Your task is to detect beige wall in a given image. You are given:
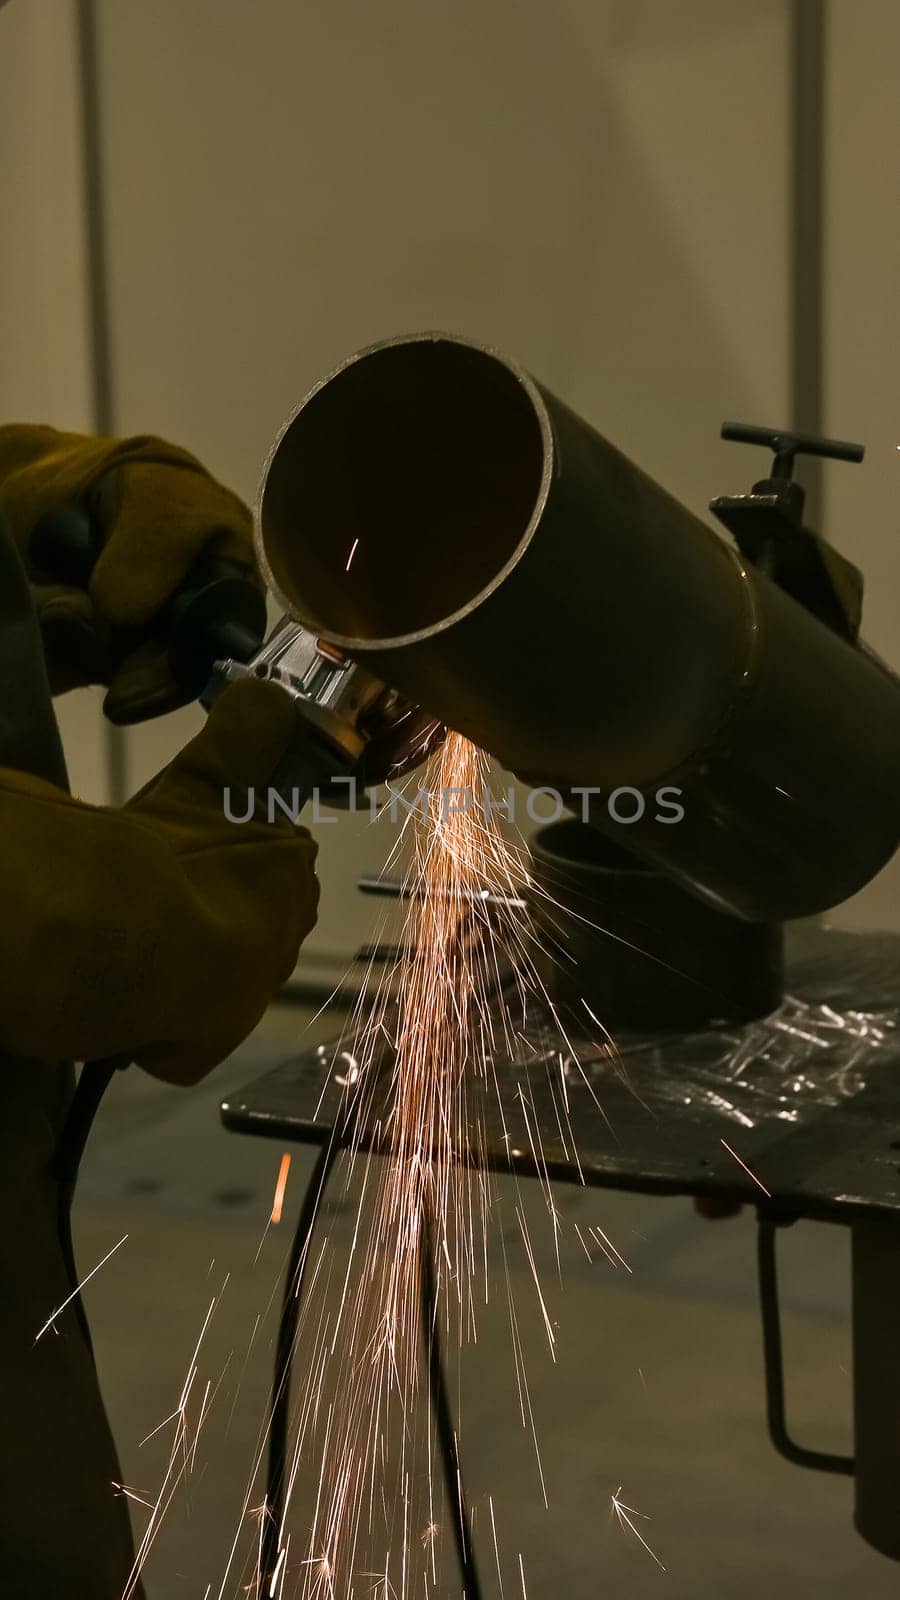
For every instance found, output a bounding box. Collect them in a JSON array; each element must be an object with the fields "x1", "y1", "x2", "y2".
[
  {"x1": 823, "y1": 0, "x2": 900, "y2": 931},
  {"x1": 15, "y1": 4, "x2": 893, "y2": 949},
  {"x1": 0, "y1": 0, "x2": 109, "y2": 801},
  {"x1": 91, "y1": 0, "x2": 791, "y2": 958}
]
